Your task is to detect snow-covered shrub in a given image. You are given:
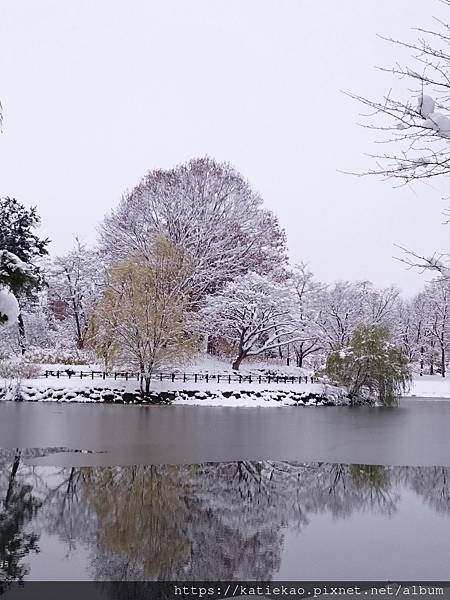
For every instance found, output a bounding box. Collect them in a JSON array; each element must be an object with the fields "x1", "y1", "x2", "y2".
[
  {"x1": 0, "y1": 358, "x2": 40, "y2": 400},
  {"x1": 24, "y1": 346, "x2": 93, "y2": 365},
  {"x1": 0, "y1": 359, "x2": 40, "y2": 379}
]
